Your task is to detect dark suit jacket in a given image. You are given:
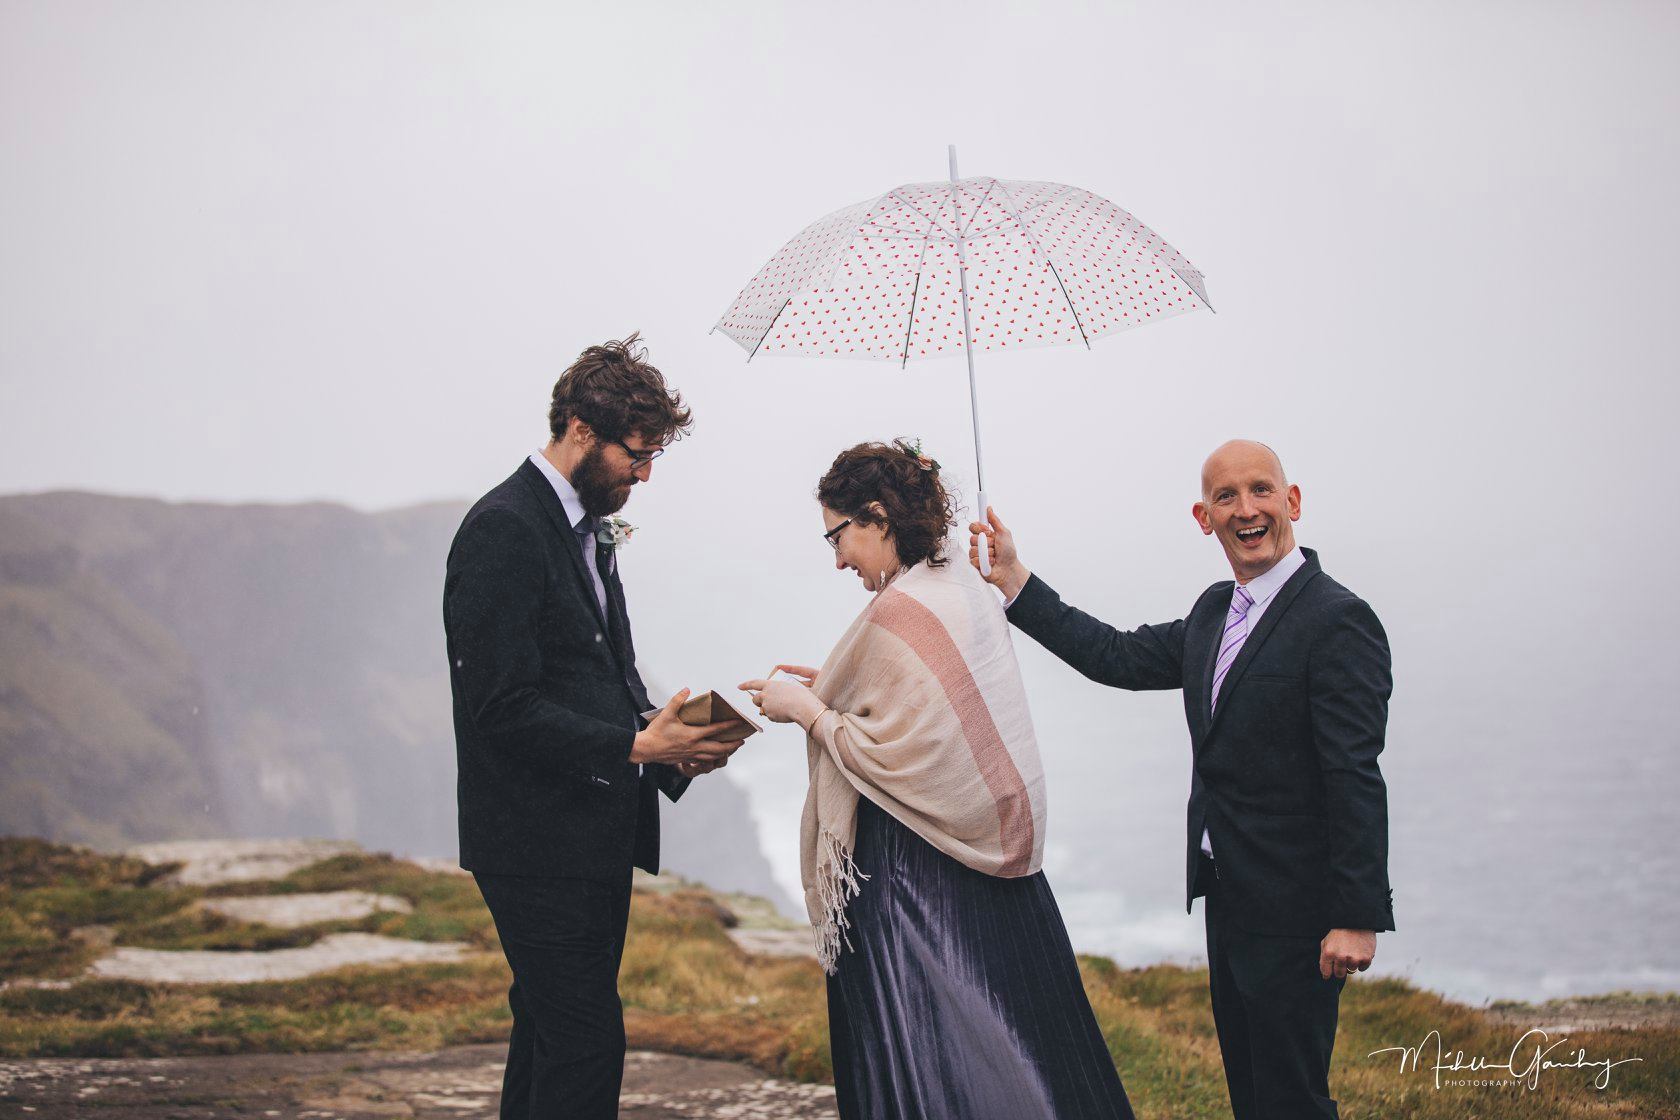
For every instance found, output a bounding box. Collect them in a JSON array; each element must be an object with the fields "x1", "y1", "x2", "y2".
[
  {"x1": 1007, "y1": 547, "x2": 1395, "y2": 937},
  {"x1": 444, "y1": 458, "x2": 687, "y2": 881}
]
